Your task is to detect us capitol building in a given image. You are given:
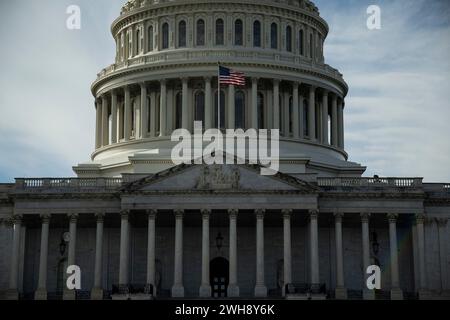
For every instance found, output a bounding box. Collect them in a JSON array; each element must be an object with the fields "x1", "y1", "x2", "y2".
[{"x1": 0, "y1": 0, "x2": 449, "y2": 301}]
